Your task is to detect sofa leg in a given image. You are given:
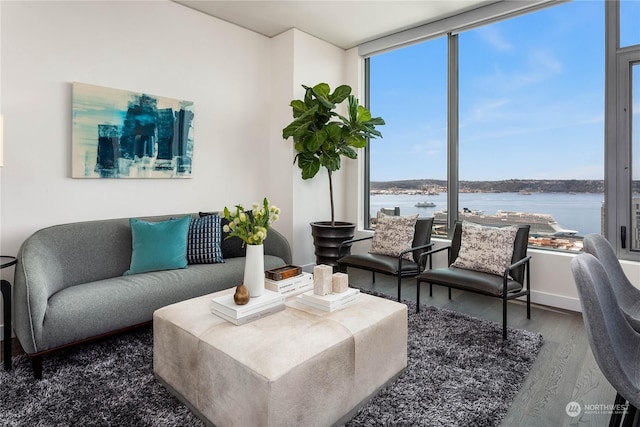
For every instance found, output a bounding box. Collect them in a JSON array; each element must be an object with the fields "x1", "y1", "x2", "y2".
[{"x1": 31, "y1": 355, "x2": 43, "y2": 380}]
